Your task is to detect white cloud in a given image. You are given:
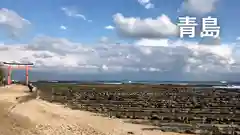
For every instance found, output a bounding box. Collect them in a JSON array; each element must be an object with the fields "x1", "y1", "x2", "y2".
[
  {"x1": 237, "y1": 37, "x2": 240, "y2": 40},
  {"x1": 137, "y1": 0, "x2": 154, "y2": 9},
  {"x1": 113, "y1": 13, "x2": 178, "y2": 39},
  {"x1": 99, "y1": 36, "x2": 110, "y2": 43},
  {"x1": 105, "y1": 25, "x2": 115, "y2": 30},
  {"x1": 1, "y1": 36, "x2": 240, "y2": 80},
  {"x1": 61, "y1": 7, "x2": 92, "y2": 22},
  {"x1": 0, "y1": 8, "x2": 31, "y2": 38},
  {"x1": 135, "y1": 38, "x2": 169, "y2": 47},
  {"x1": 198, "y1": 37, "x2": 221, "y2": 45},
  {"x1": 60, "y1": 25, "x2": 67, "y2": 30},
  {"x1": 180, "y1": 0, "x2": 219, "y2": 15}
]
